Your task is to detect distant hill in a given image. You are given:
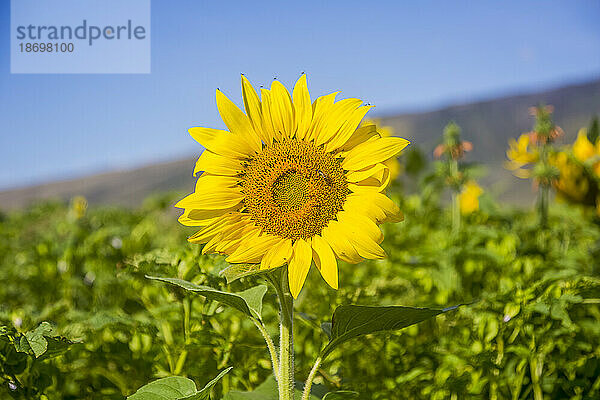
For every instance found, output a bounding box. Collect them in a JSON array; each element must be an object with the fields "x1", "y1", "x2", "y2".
[
  {"x1": 382, "y1": 78, "x2": 600, "y2": 204},
  {"x1": 1, "y1": 78, "x2": 599, "y2": 210}
]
